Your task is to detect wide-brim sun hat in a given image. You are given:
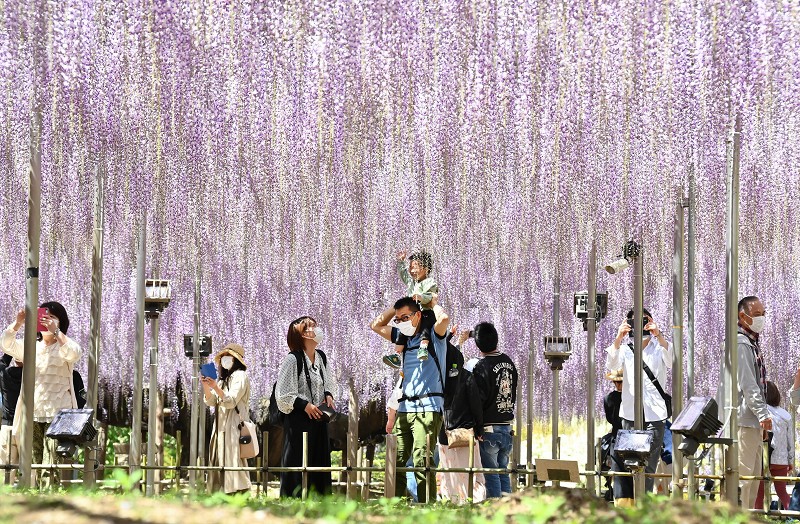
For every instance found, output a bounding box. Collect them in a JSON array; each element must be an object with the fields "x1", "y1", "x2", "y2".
[
  {"x1": 214, "y1": 343, "x2": 246, "y2": 368},
  {"x1": 605, "y1": 368, "x2": 623, "y2": 382}
]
